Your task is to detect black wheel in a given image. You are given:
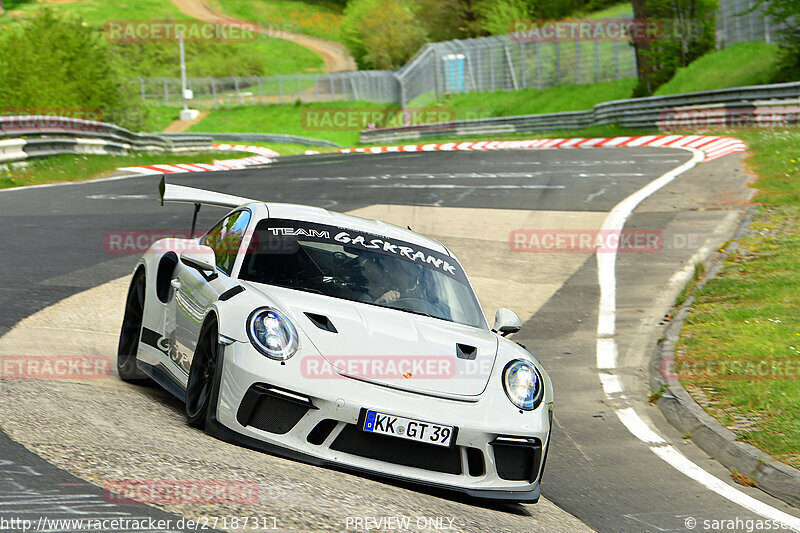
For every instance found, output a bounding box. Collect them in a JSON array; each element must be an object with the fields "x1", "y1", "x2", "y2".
[
  {"x1": 117, "y1": 269, "x2": 150, "y2": 383},
  {"x1": 186, "y1": 318, "x2": 220, "y2": 429}
]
